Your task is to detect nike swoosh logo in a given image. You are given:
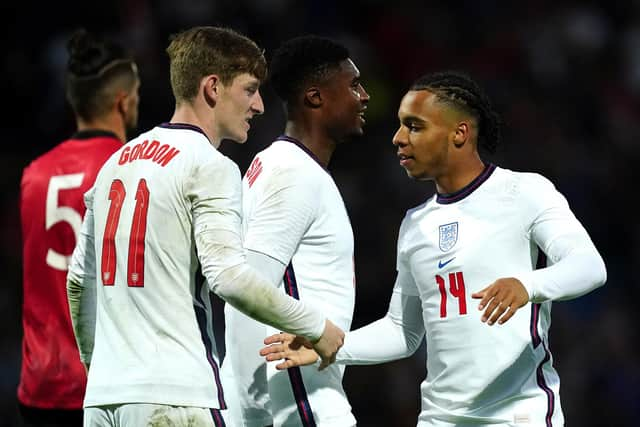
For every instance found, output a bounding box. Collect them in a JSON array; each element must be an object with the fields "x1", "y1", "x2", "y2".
[{"x1": 438, "y1": 258, "x2": 455, "y2": 269}]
